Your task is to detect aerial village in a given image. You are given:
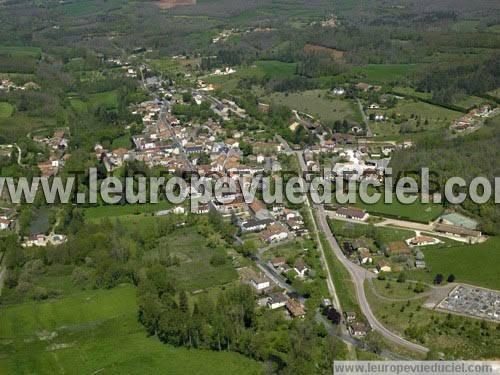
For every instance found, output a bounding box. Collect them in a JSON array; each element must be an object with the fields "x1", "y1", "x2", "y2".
[{"x1": 1, "y1": 53, "x2": 497, "y2": 332}]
